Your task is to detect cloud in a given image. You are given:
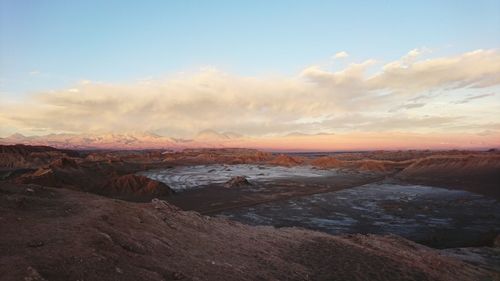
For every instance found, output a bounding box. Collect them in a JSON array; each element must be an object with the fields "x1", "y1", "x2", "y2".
[
  {"x1": 304, "y1": 49, "x2": 500, "y2": 95},
  {"x1": 370, "y1": 49, "x2": 500, "y2": 93},
  {"x1": 453, "y1": 93, "x2": 495, "y2": 104},
  {"x1": 333, "y1": 51, "x2": 349, "y2": 59},
  {"x1": 1, "y1": 49, "x2": 499, "y2": 139},
  {"x1": 477, "y1": 130, "x2": 498, "y2": 136},
  {"x1": 388, "y1": 103, "x2": 427, "y2": 112},
  {"x1": 318, "y1": 114, "x2": 460, "y2": 132}
]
